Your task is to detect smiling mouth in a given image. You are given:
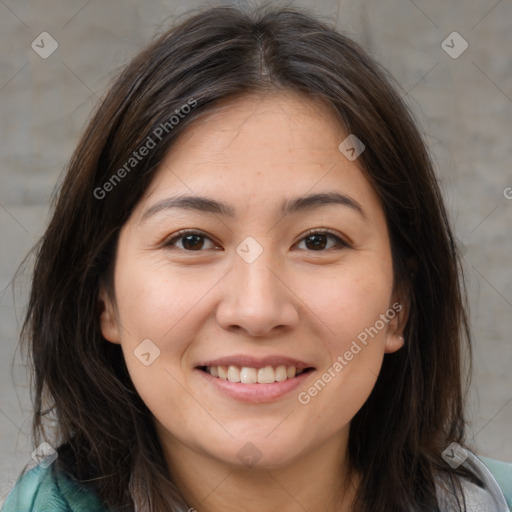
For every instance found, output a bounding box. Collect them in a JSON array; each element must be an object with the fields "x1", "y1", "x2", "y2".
[{"x1": 197, "y1": 365, "x2": 315, "y2": 384}]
